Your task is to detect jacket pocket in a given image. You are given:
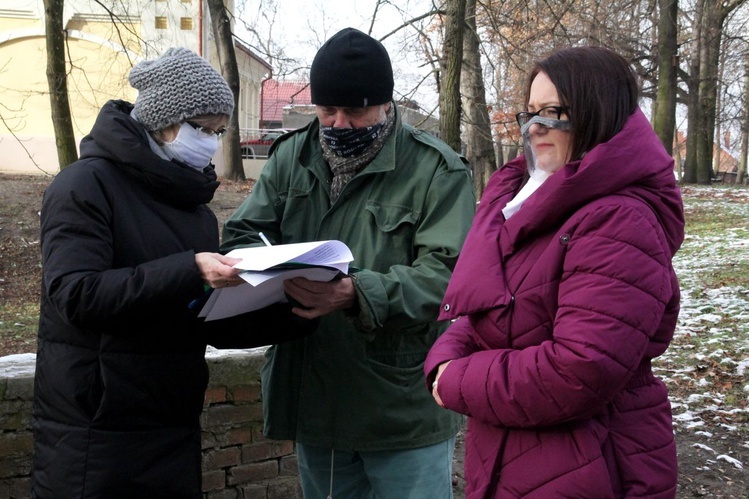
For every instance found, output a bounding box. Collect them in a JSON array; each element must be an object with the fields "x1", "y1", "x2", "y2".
[
  {"x1": 364, "y1": 201, "x2": 419, "y2": 265},
  {"x1": 367, "y1": 357, "x2": 425, "y2": 387}
]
